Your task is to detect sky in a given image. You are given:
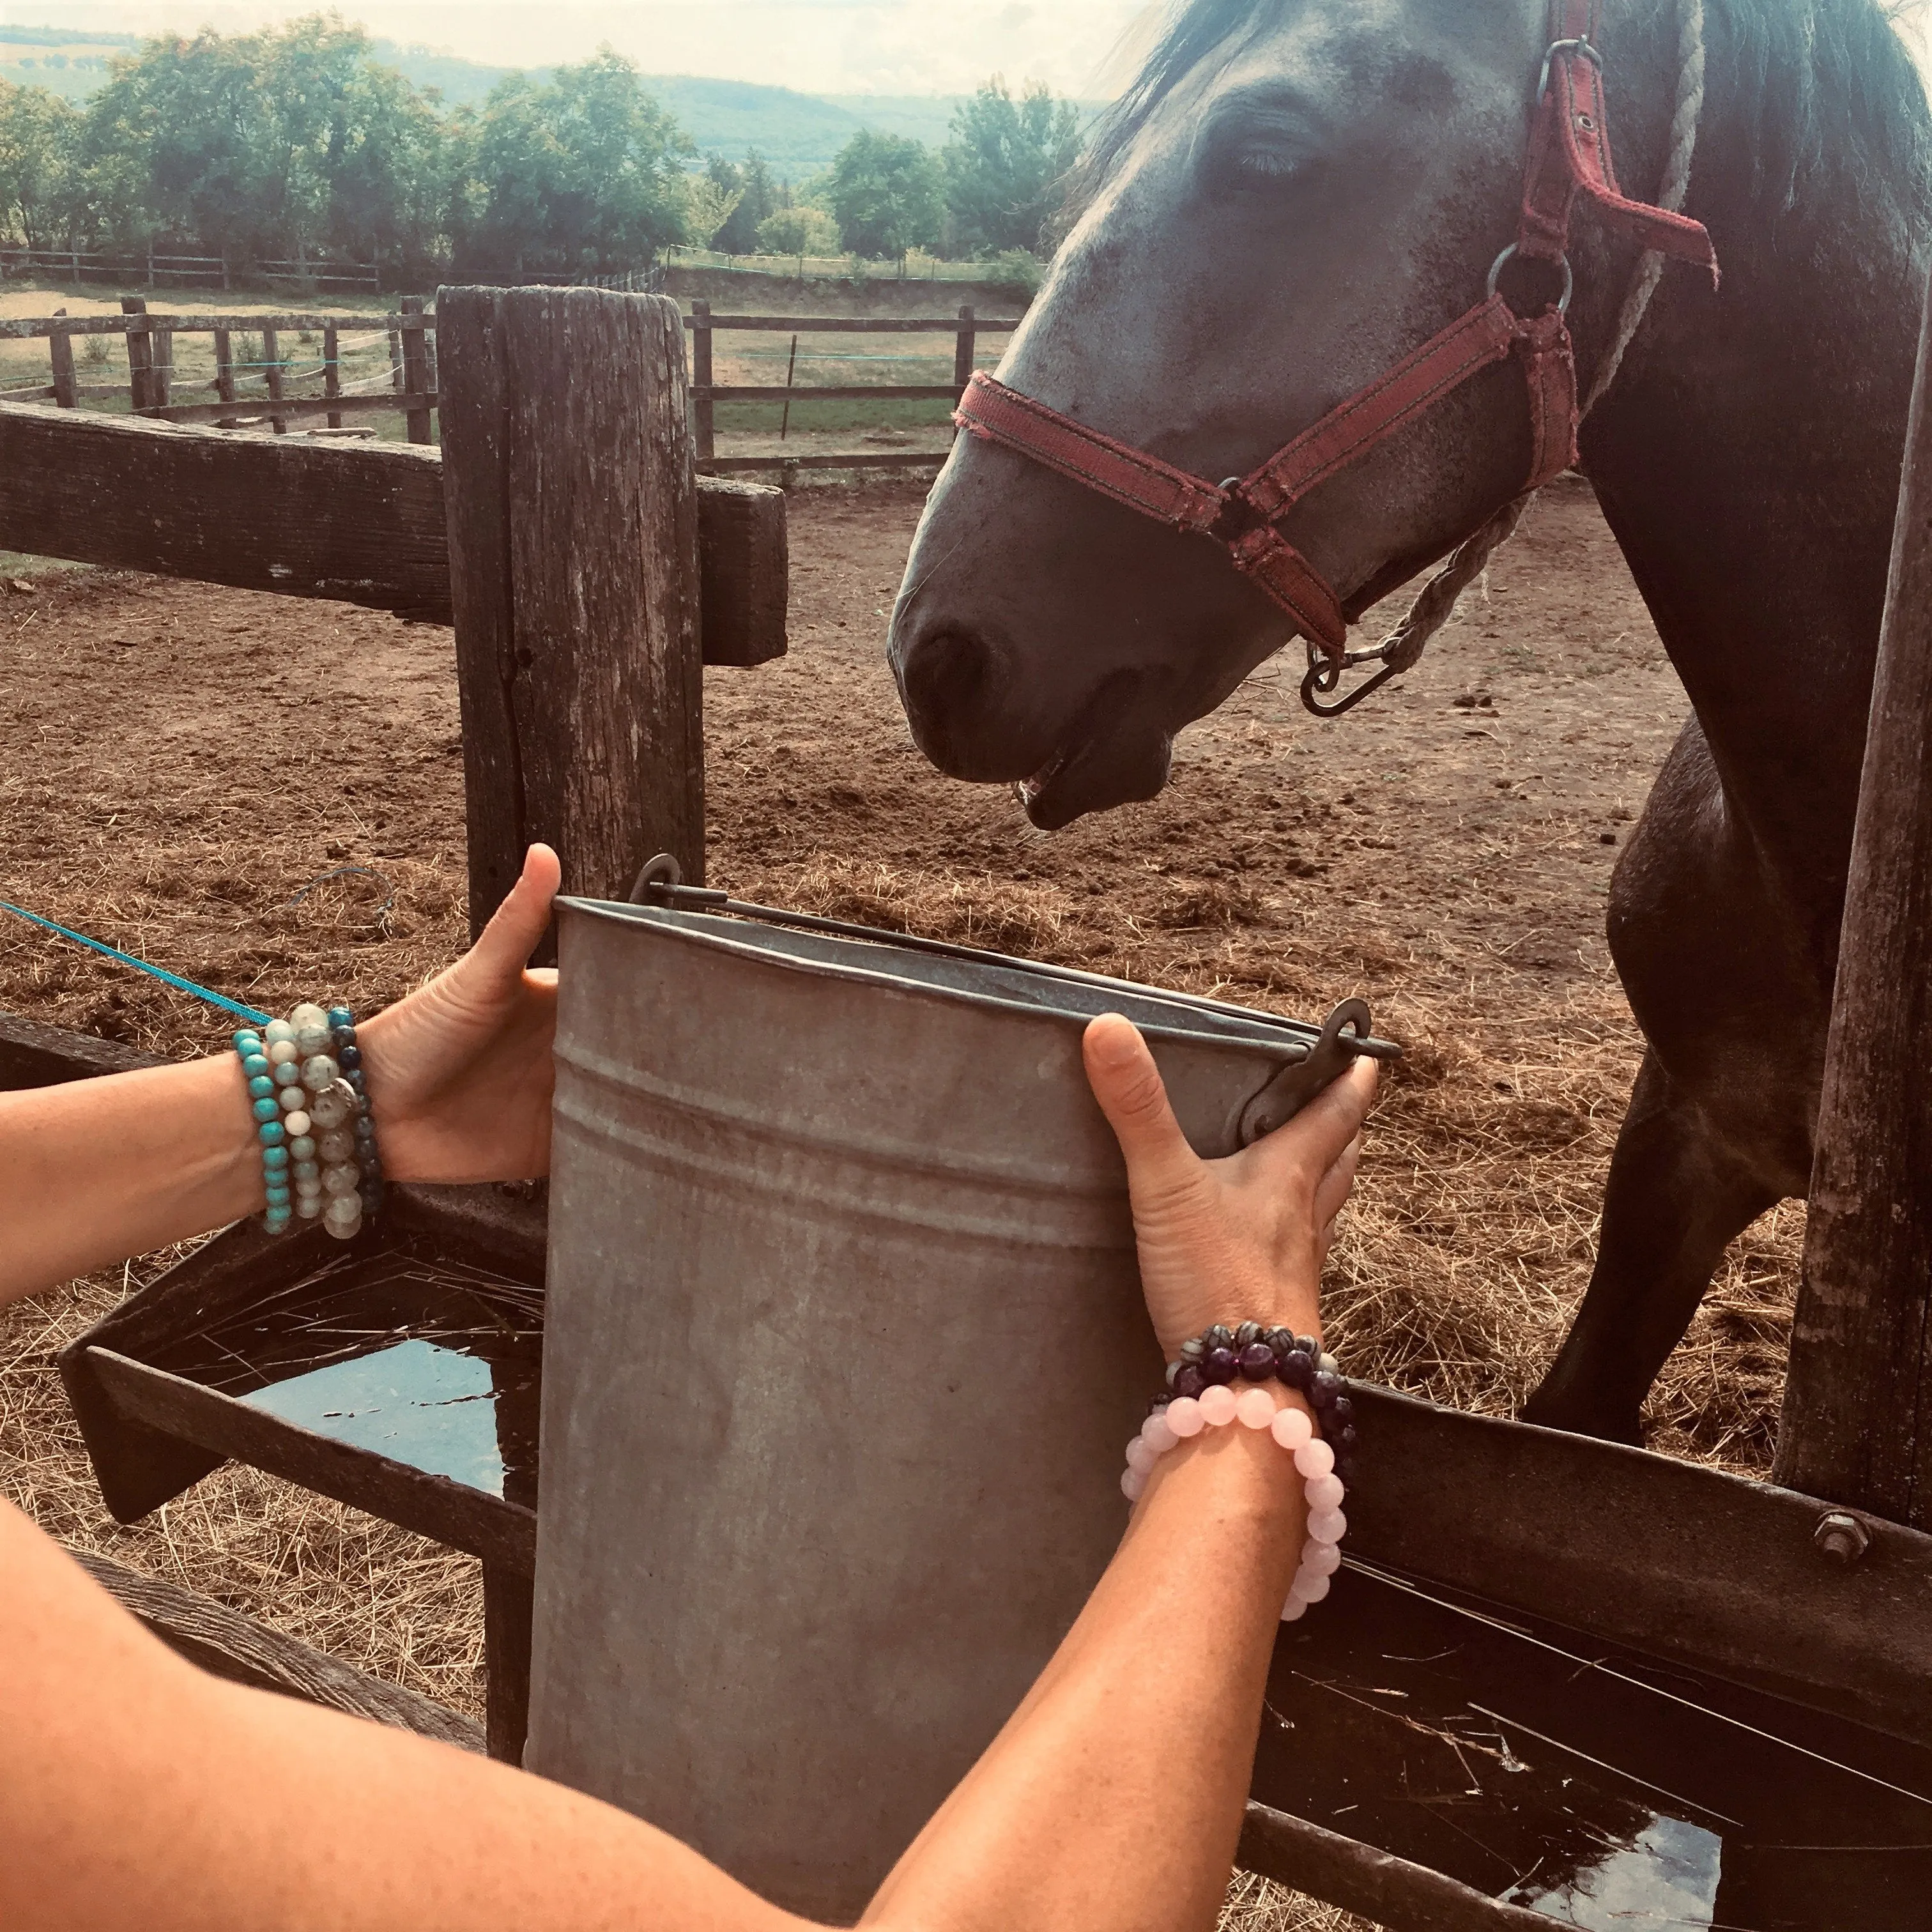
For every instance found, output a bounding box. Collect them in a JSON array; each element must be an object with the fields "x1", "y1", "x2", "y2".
[{"x1": 0, "y1": 0, "x2": 1167, "y2": 93}]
